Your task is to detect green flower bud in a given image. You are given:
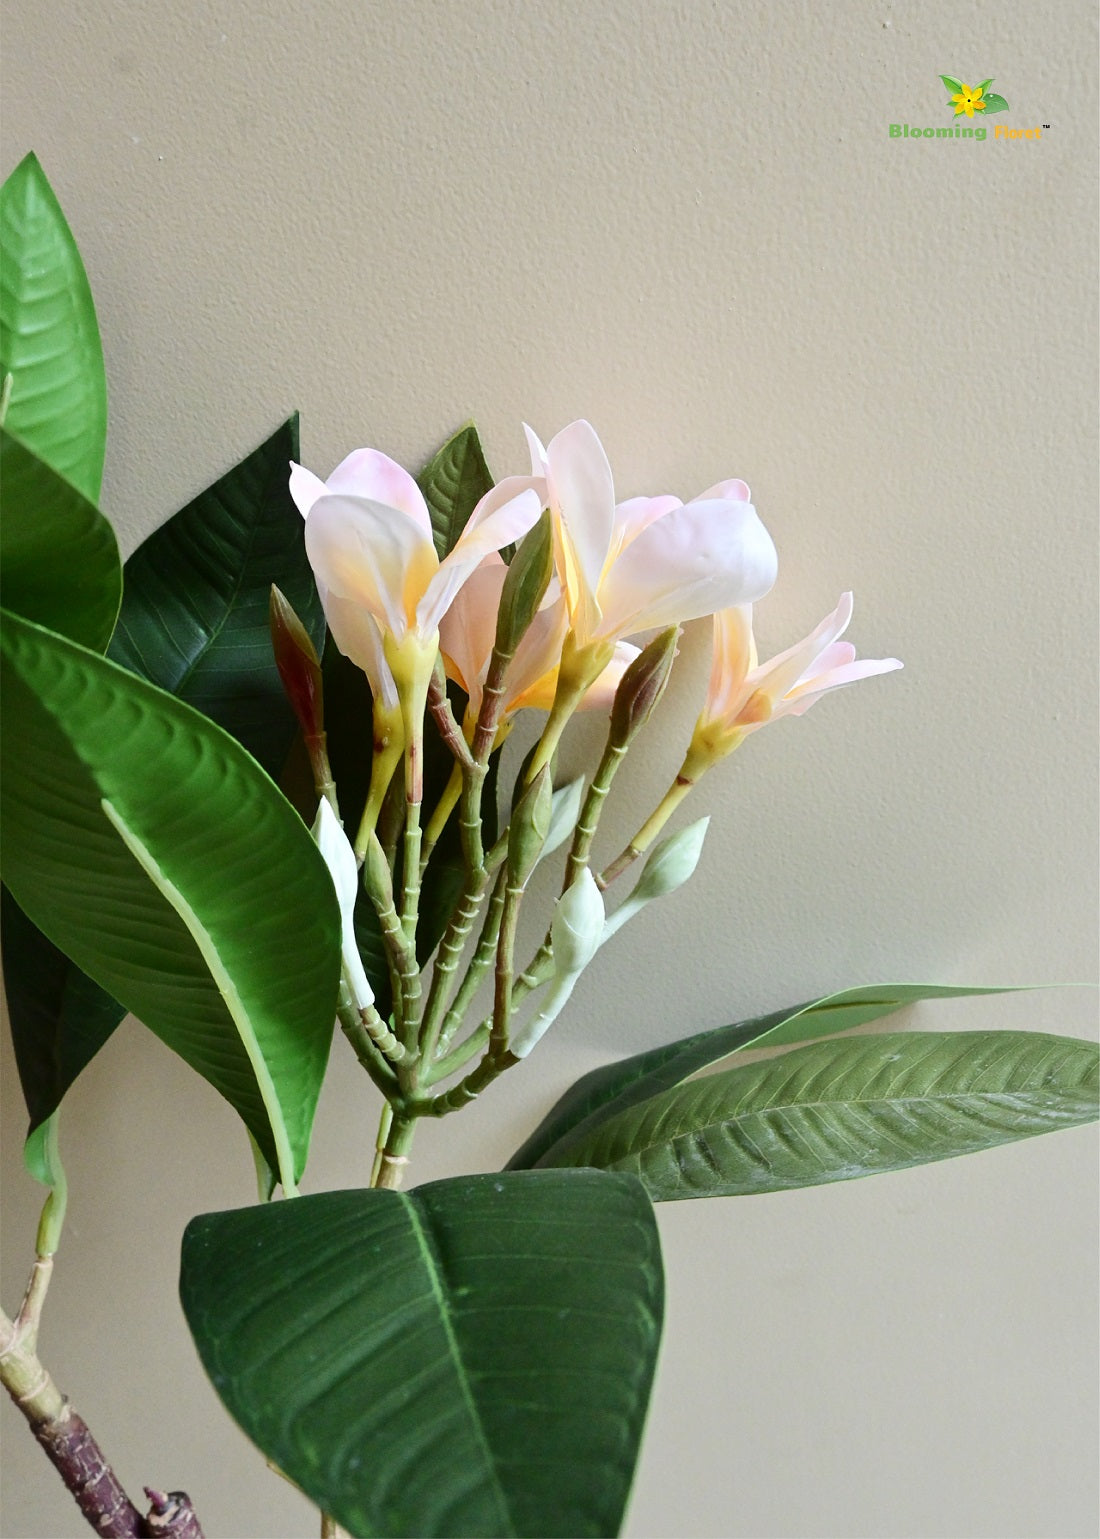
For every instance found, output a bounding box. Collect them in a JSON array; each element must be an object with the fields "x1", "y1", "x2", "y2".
[
  {"x1": 630, "y1": 816, "x2": 710, "y2": 902},
  {"x1": 609, "y1": 625, "x2": 679, "y2": 749},
  {"x1": 507, "y1": 764, "x2": 553, "y2": 886},
  {"x1": 543, "y1": 777, "x2": 585, "y2": 860},
  {"x1": 550, "y1": 868, "x2": 605, "y2": 975},
  {"x1": 270, "y1": 585, "x2": 324, "y2": 737},
  {"x1": 494, "y1": 508, "x2": 554, "y2": 657}
]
